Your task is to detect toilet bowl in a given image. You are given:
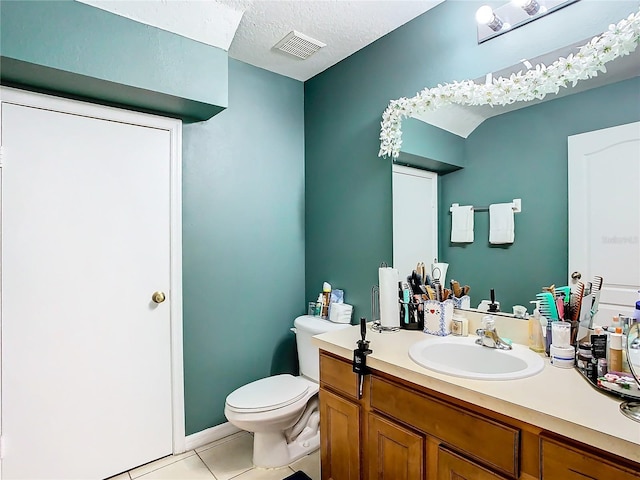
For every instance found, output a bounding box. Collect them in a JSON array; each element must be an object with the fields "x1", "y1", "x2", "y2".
[{"x1": 224, "y1": 315, "x2": 350, "y2": 468}]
